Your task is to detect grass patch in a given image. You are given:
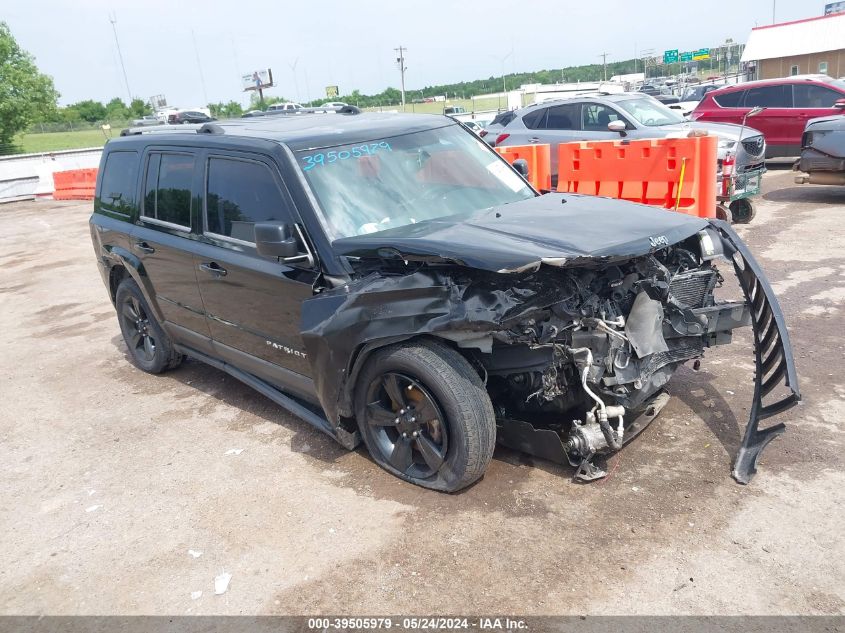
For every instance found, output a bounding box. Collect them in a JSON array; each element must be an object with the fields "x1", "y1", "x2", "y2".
[{"x1": 16, "y1": 129, "x2": 113, "y2": 154}]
